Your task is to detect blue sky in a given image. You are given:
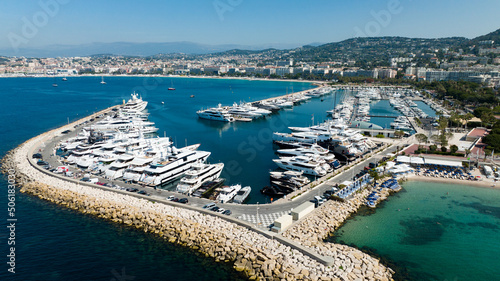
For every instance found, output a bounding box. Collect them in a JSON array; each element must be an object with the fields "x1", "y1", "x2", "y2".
[{"x1": 1, "y1": 0, "x2": 499, "y2": 49}]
